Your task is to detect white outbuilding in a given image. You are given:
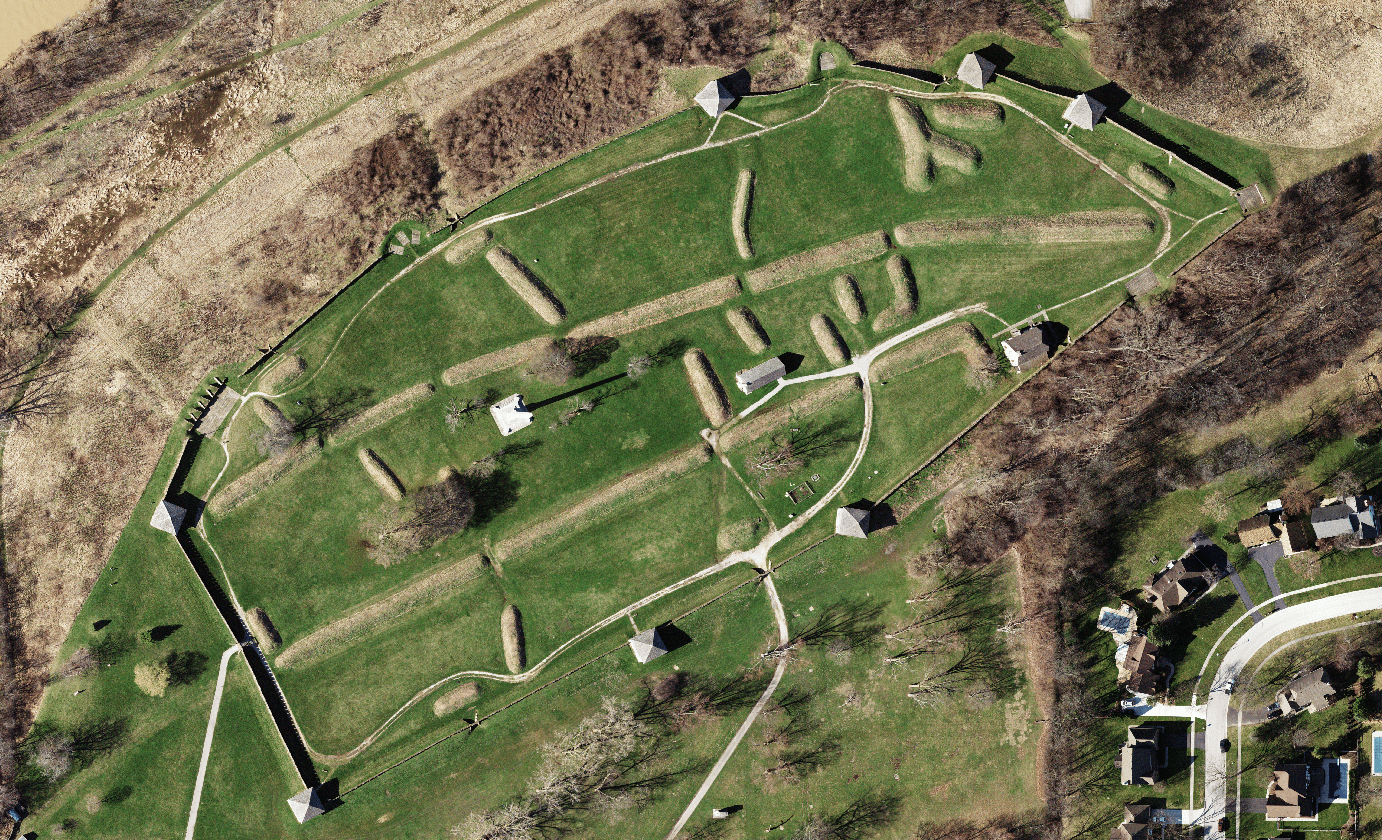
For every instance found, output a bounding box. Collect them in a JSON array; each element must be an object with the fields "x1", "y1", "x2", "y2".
[
  {"x1": 735, "y1": 356, "x2": 787, "y2": 395},
  {"x1": 1063, "y1": 93, "x2": 1107, "y2": 130},
  {"x1": 150, "y1": 500, "x2": 187, "y2": 535},
  {"x1": 490, "y1": 394, "x2": 534, "y2": 436},
  {"x1": 695, "y1": 80, "x2": 735, "y2": 117},
  {"x1": 957, "y1": 53, "x2": 996, "y2": 90}
]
